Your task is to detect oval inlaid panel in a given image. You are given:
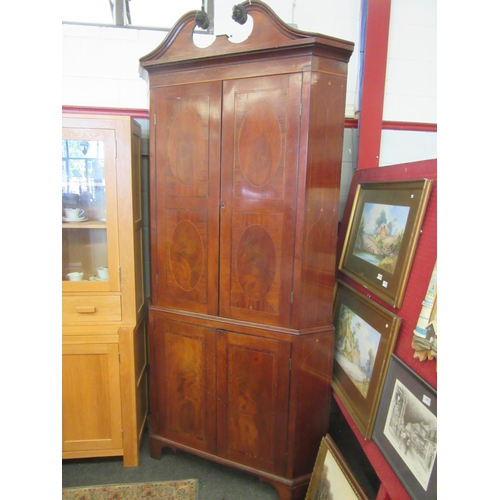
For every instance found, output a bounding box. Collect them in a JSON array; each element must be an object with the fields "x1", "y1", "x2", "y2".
[
  {"x1": 239, "y1": 103, "x2": 281, "y2": 186},
  {"x1": 168, "y1": 109, "x2": 205, "y2": 186},
  {"x1": 236, "y1": 225, "x2": 276, "y2": 301},
  {"x1": 170, "y1": 220, "x2": 204, "y2": 291}
]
